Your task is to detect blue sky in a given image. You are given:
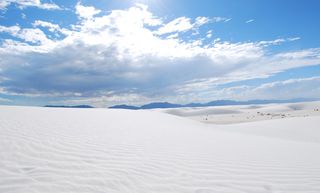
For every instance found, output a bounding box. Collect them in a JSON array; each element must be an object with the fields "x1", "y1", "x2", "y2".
[{"x1": 0, "y1": 0, "x2": 320, "y2": 107}]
